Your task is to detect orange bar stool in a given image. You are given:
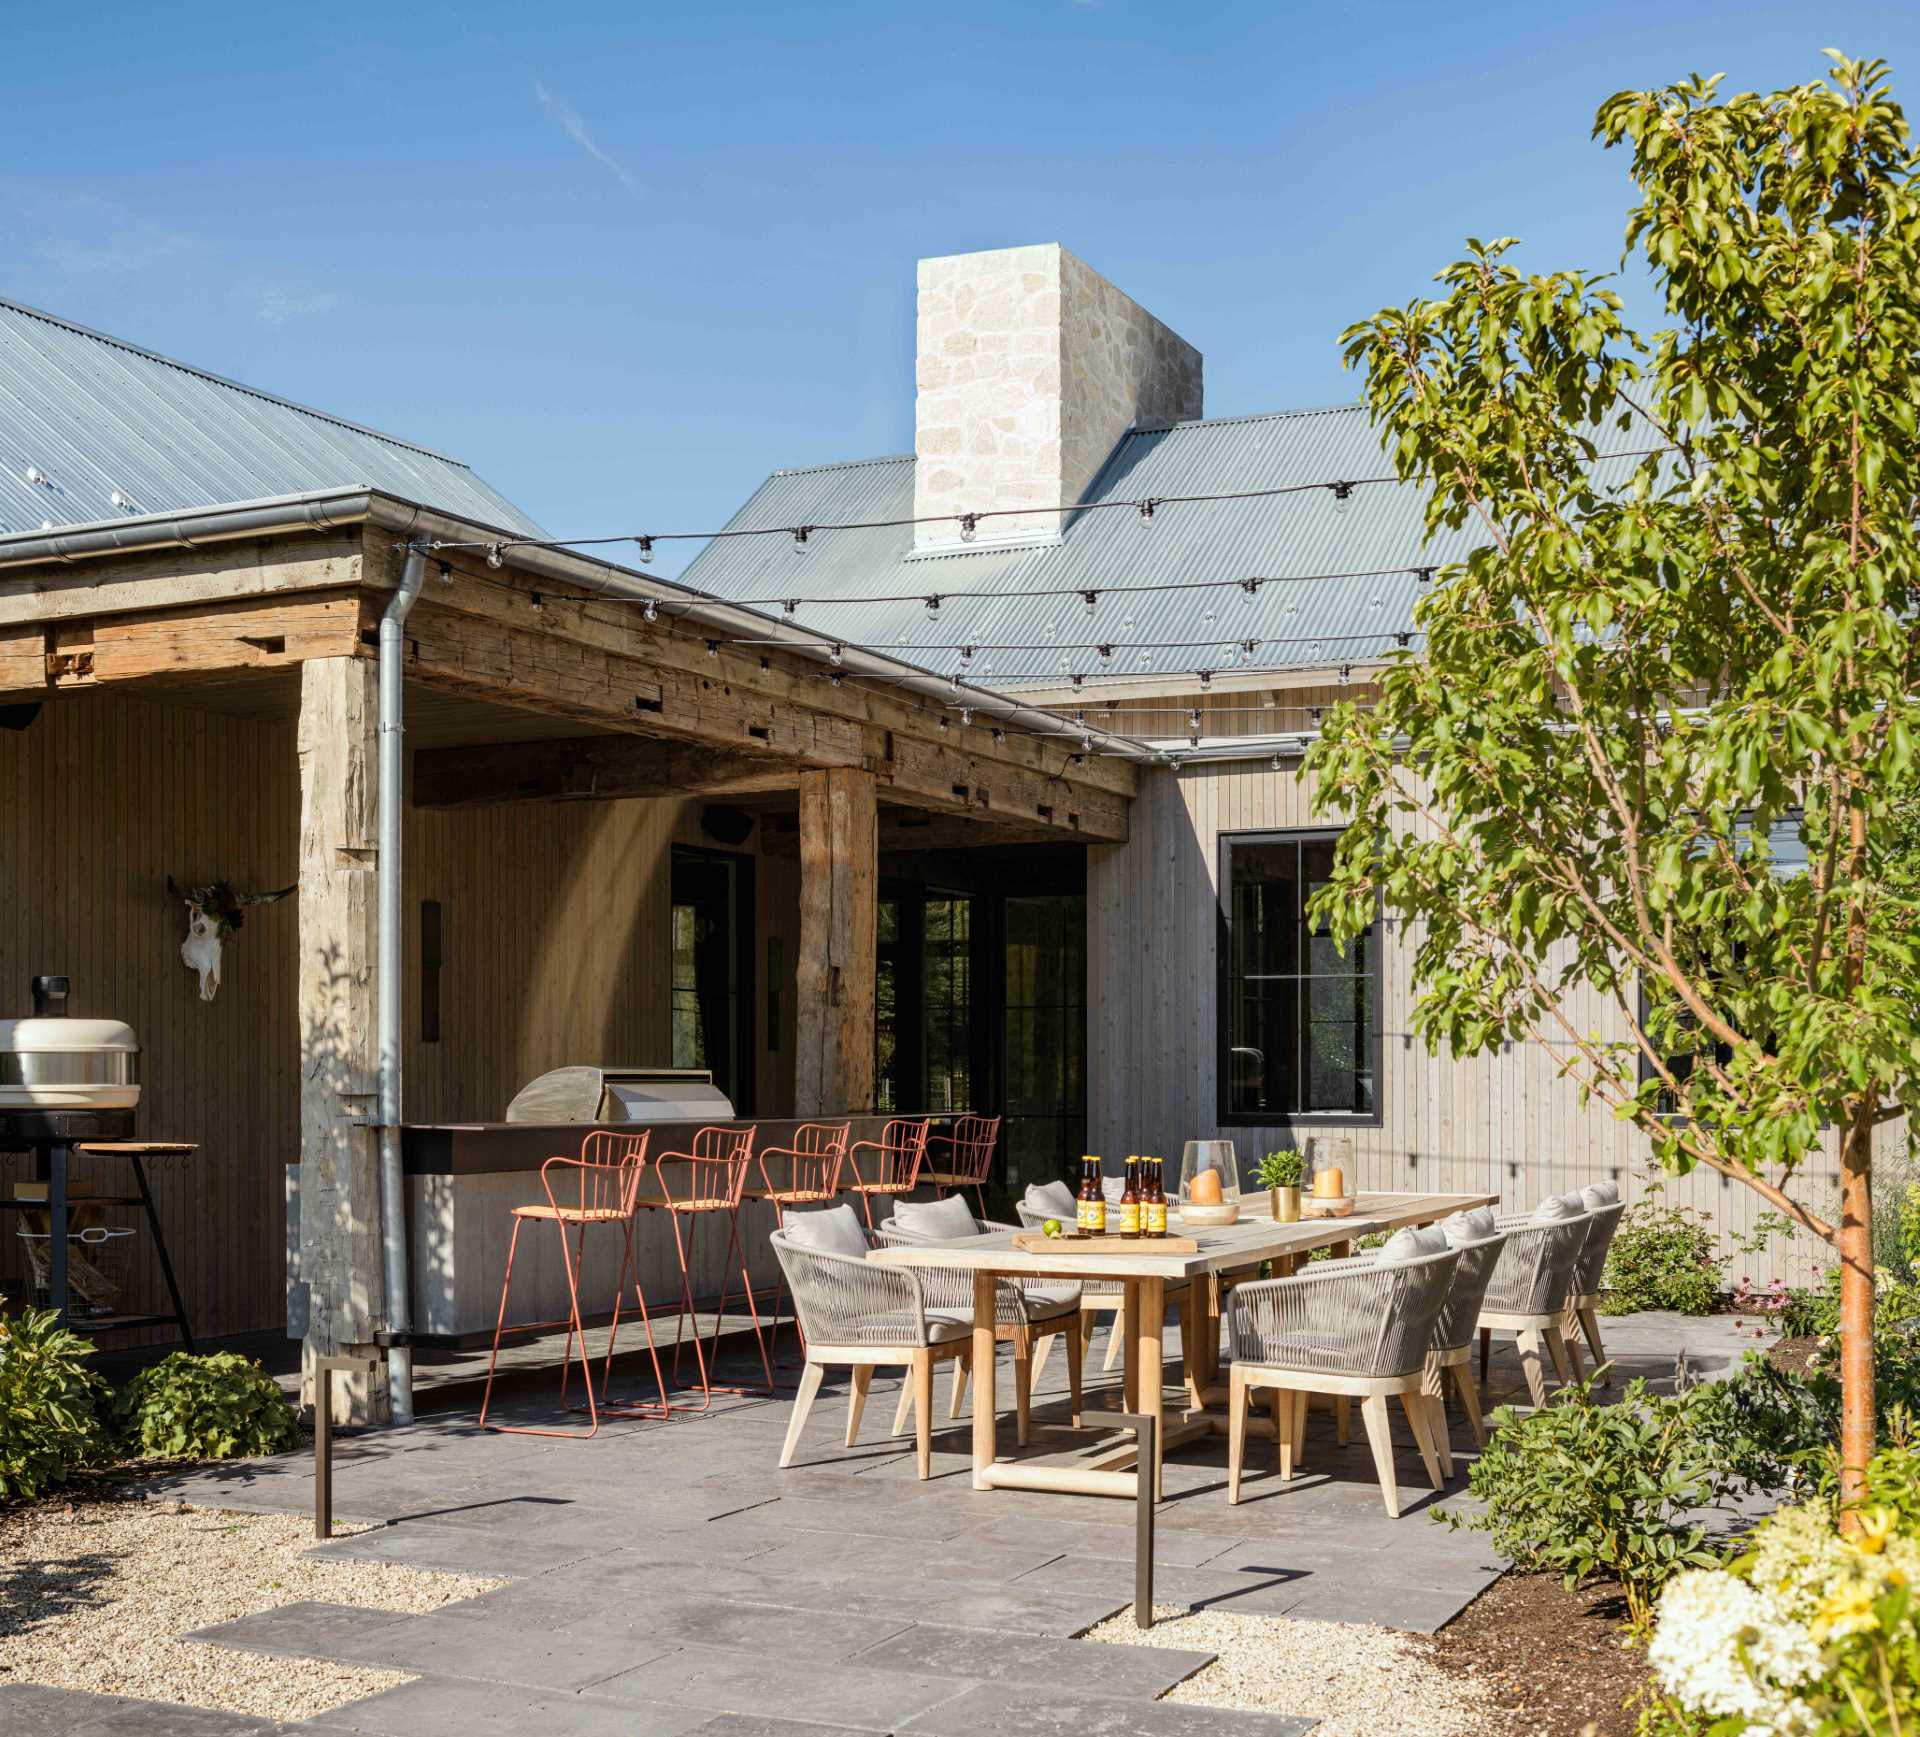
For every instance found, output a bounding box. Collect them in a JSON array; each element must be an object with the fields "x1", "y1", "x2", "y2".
[
  {"x1": 924, "y1": 1113, "x2": 1002, "y2": 1218},
  {"x1": 633, "y1": 1124, "x2": 771, "y2": 1411},
  {"x1": 479, "y1": 1130, "x2": 670, "y2": 1439},
  {"x1": 749, "y1": 1122, "x2": 852, "y2": 1347},
  {"x1": 844, "y1": 1117, "x2": 932, "y2": 1231}
]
